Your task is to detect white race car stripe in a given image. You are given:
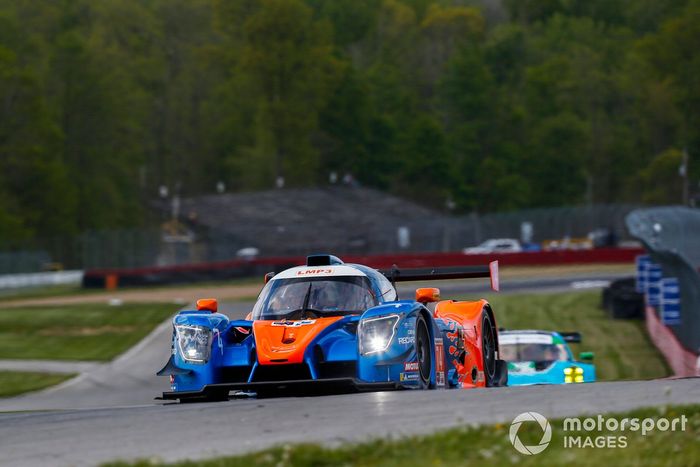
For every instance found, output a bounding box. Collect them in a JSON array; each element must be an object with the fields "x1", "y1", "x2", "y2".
[
  {"x1": 271, "y1": 265, "x2": 367, "y2": 280},
  {"x1": 500, "y1": 334, "x2": 554, "y2": 345}
]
